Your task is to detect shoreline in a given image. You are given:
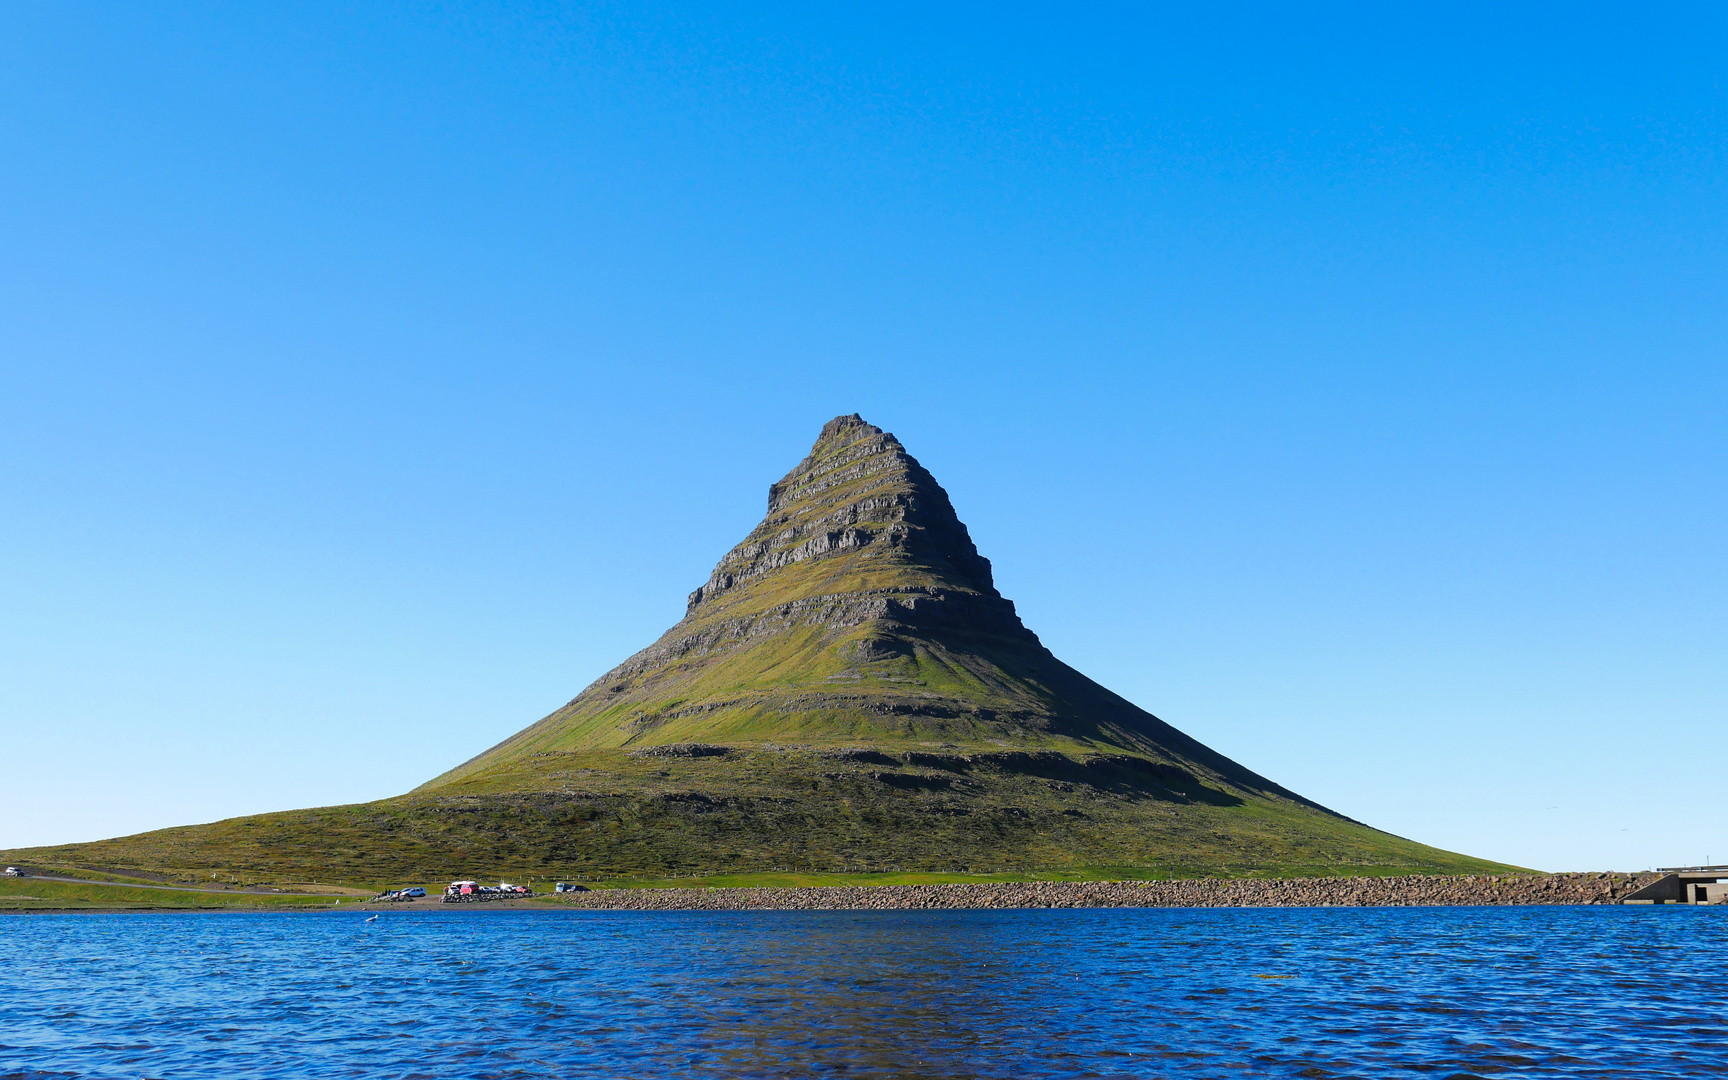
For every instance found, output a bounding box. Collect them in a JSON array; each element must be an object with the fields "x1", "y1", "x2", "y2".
[
  {"x1": 2, "y1": 873, "x2": 1670, "y2": 914},
  {"x1": 547, "y1": 872, "x2": 1661, "y2": 911}
]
